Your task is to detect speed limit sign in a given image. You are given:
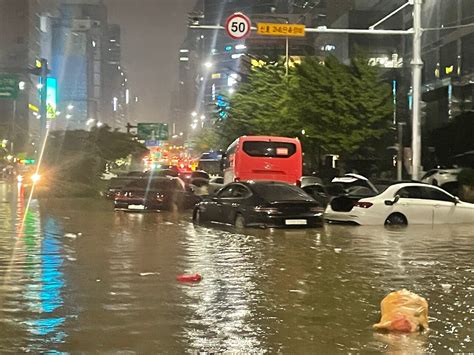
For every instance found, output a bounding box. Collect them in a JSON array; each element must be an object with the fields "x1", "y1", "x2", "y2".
[{"x1": 225, "y1": 12, "x2": 251, "y2": 40}]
